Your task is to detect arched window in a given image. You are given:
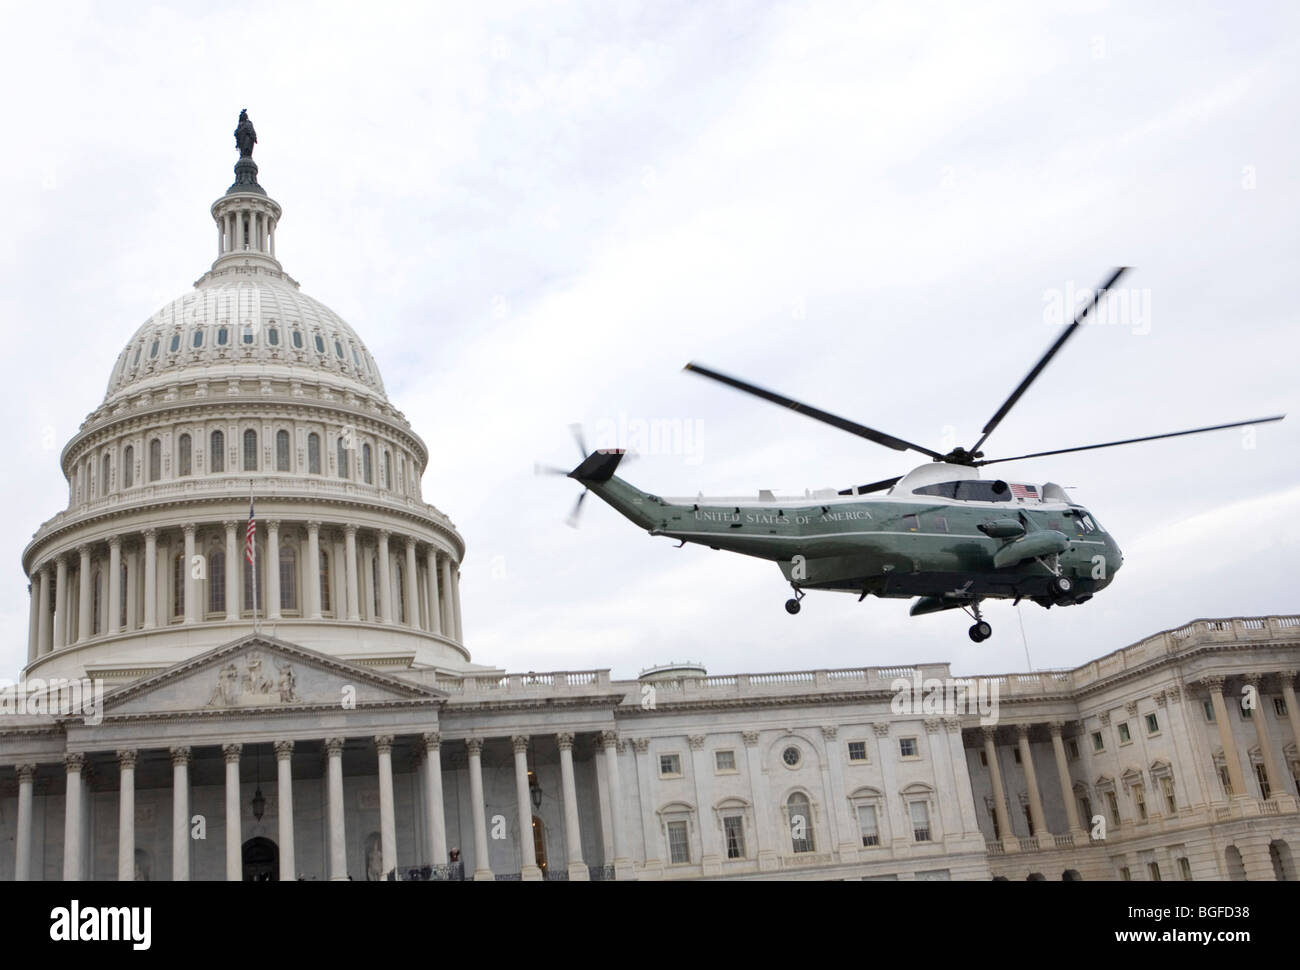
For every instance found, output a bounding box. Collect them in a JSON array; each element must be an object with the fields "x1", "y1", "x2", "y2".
[
  {"x1": 209, "y1": 430, "x2": 225, "y2": 473},
  {"x1": 243, "y1": 429, "x2": 258, "y2": 471},
  {"x1": 276, "y1": 429, "x2": 290, "y2": 471},
  {"x1": 209, "y1": 549, "x2": 225, "y2": 614},
  {"x1": 383, "y1": 451, "x2": 392, "y2": 490},
  {"x1": 362, "y1": 443, "x2": 373, "y2": 484},
  {"x1": 92, "y1": 570, "x2": 102, "y2": 635},
  {"x1": 173, "y1": 554, "x2": 185, "y2": 618},
  {"x1": 395, "y1": 560, "x2": 405, "y2": 623},
  {"x1": 193, "y1": 328, "x2": 204, "y2": 348},
  {"x1": 787, "y1": 793, "x2": 814, "y2": 854},
  {"x1": 101, "y1": 453, "x2": 111, "y2": 496},
  {"x1": 308, "y1": 433, "x2": 321, "y2": 474},
  {"x1": 123, "y1": 445, "x2": 134, "y2": 487},
  {"x1": 148, "y1": 438, "x2": 162, "y2": 482},
  {"x1": 178, "y1": 434, "x2": 192, "y2": 477},
  {"x1": 319, "y1": 549, "x2": 331, "y2": 613},
  {"x1": 280, "y1": 545, "x2": 297, "y2": 611},
  {"x1": 337, "y1": 437, "x2": 349, "y2": 479}
]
